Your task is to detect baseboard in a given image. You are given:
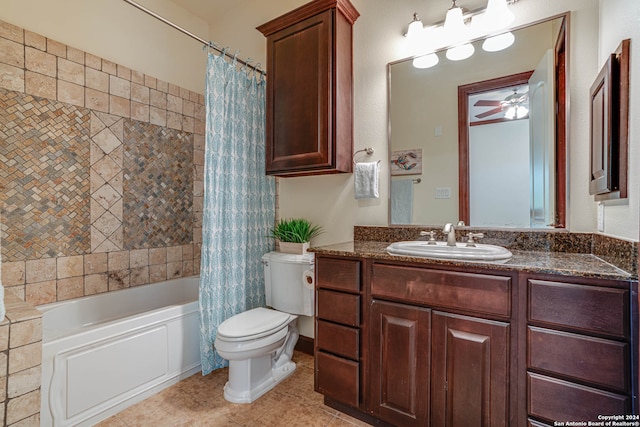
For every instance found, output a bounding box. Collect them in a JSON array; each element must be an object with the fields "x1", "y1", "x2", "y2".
[
  {"x1": 324, "y1": 397, "x2": 395, "y2": 427},
  {"x1": 295, "y1": 335, "x2": 314, "y2": 355}
]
